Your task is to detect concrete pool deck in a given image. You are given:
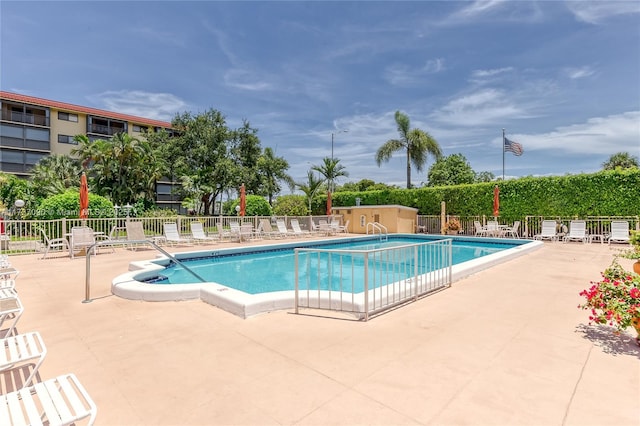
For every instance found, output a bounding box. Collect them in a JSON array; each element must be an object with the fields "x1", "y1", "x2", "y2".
[{"x1": 6, "y1": 237, "x2": 640, "y2": 425}]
